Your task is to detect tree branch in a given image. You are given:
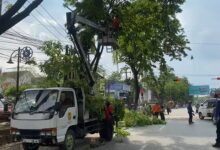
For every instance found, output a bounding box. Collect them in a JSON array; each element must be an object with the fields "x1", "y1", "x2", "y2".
[
  {"x1": 0, "y1": 0, "x2": 43, "y2": 35},
  {"x1": 0, "y1": 0, "x2": 27, "y2": 23}
]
